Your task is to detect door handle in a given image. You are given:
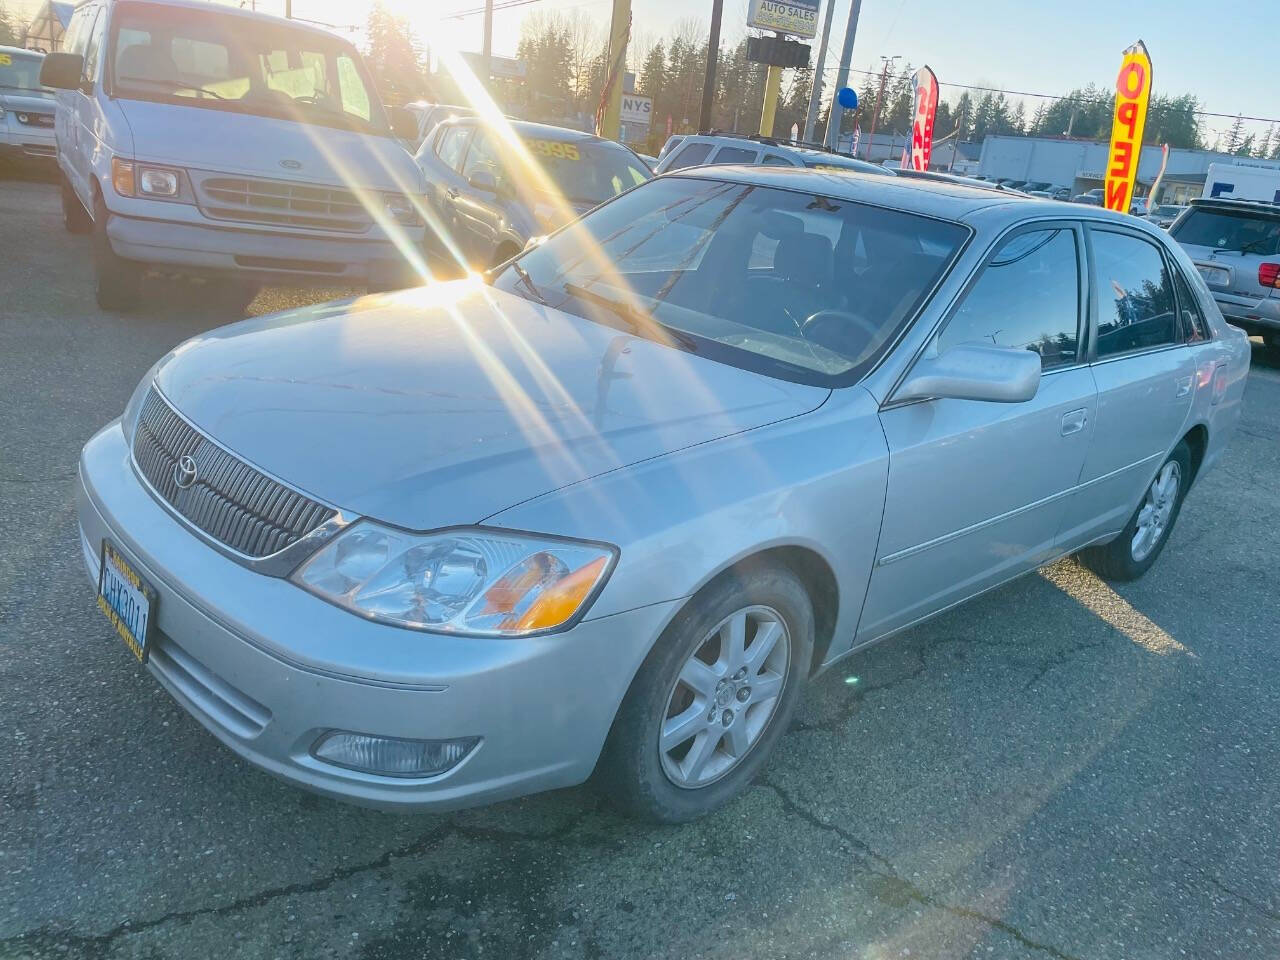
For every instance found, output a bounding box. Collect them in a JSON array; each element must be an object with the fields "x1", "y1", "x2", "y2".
[
  {"x1": 445, "y1": 187, "x2": 459, "y2": 201},
  {"x1": 1060, "y1": 408, "x2": 1088, "y2": 437},
  {"x1": 1175, "y1": 374, "x2": 1193, "y2": 398}
]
